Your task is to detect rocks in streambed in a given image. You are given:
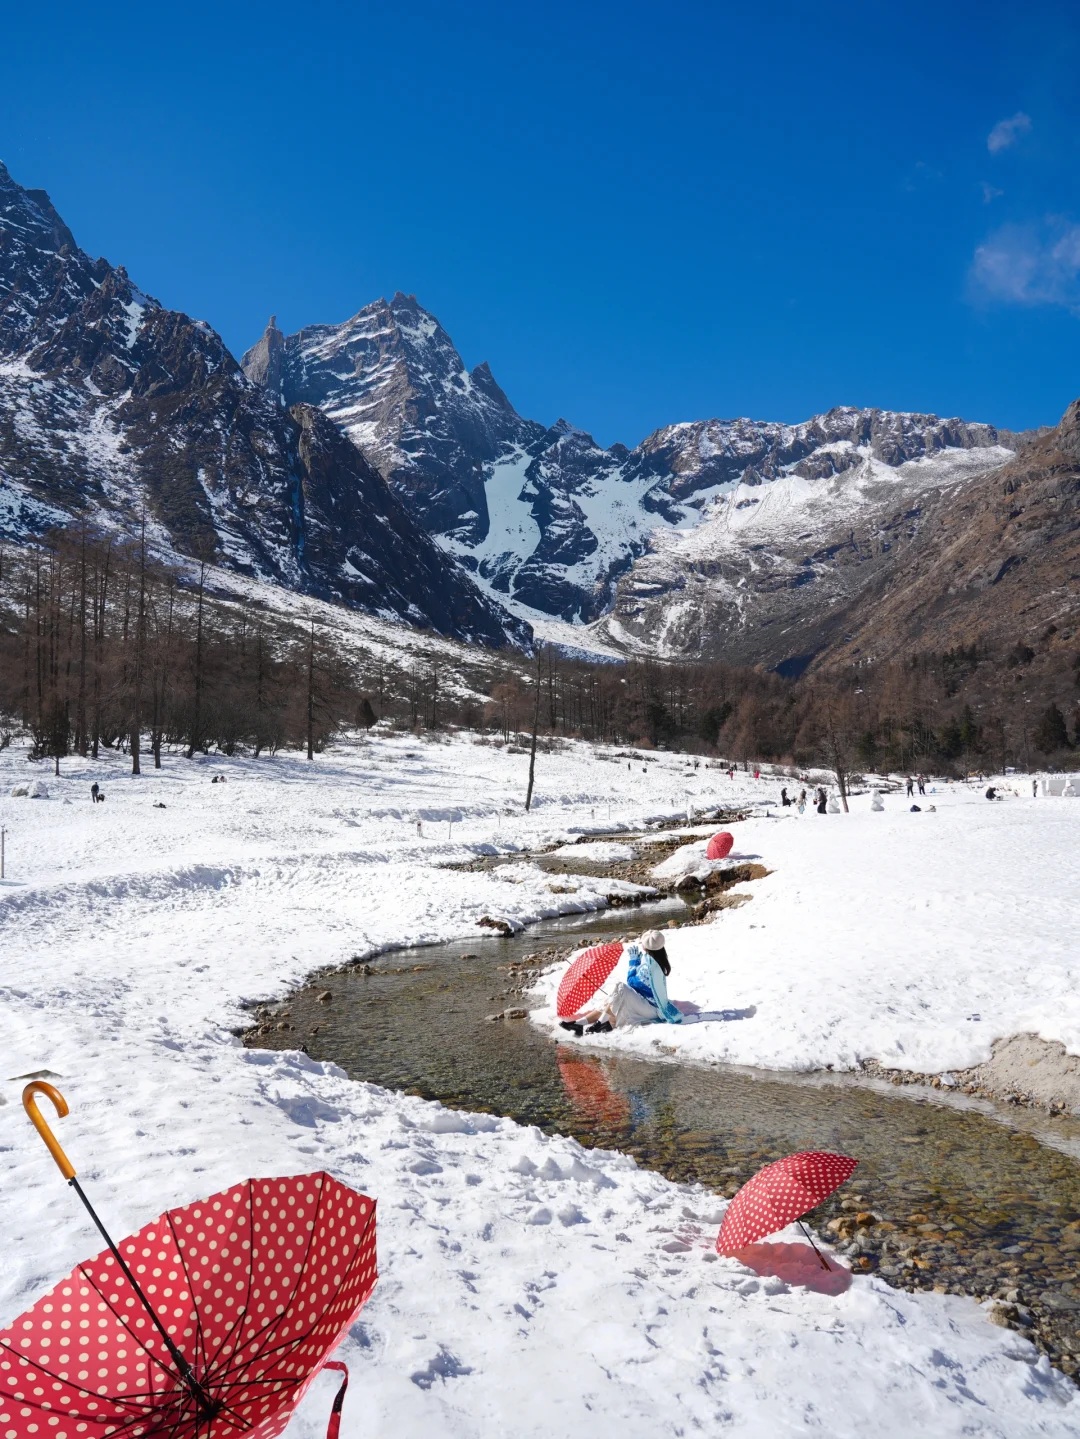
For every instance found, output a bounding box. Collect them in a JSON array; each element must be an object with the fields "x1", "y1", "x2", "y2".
[
  {"x1": 486, "y1": 1008, "x2": 529, "y2": 1022},
  {"x1": 478, "y1": 916, "x2": 516, "y2": 935}
]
